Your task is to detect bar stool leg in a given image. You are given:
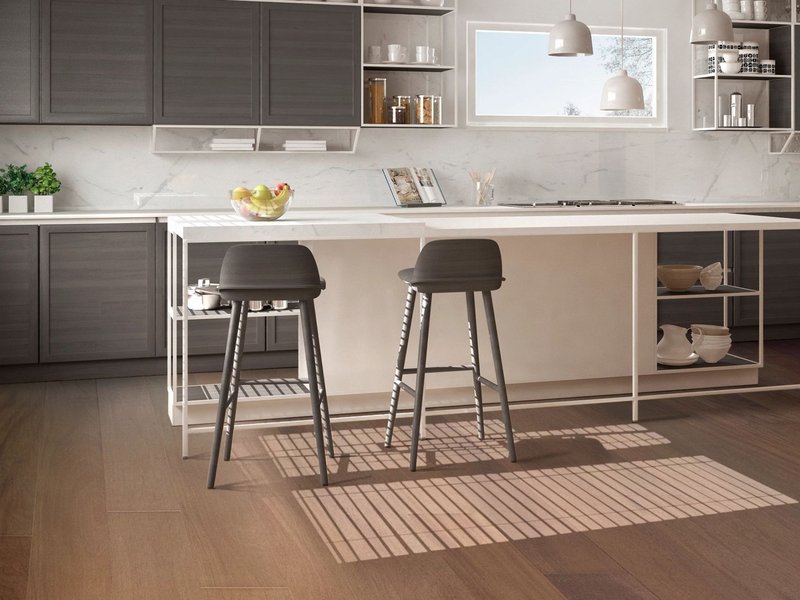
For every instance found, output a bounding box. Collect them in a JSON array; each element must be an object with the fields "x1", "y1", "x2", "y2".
[
  {"x1": 208, "y1": 301, "x2": 243, "y2": 489},
  {"x1": 307, "y1": 300, "x2": 334, "y2": 458},
  {"x1": 385, "y1": 287, "x2": 417, "y2": 449},
  {"x1": 409, "y1": 293, "x2": 432, "y2": 472},
  {"x1": 482, "y1": 292, "x2": 517, "y2": 463},
  {"x1": 466, "y1": 292, "x2": 485, "y2": 441},
  {"x1": 301, "y1": 300, "x2": 329, "y2": 486},
  {"x1": 223, "y1": 303, "x2": 249, "y2": 462}
]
